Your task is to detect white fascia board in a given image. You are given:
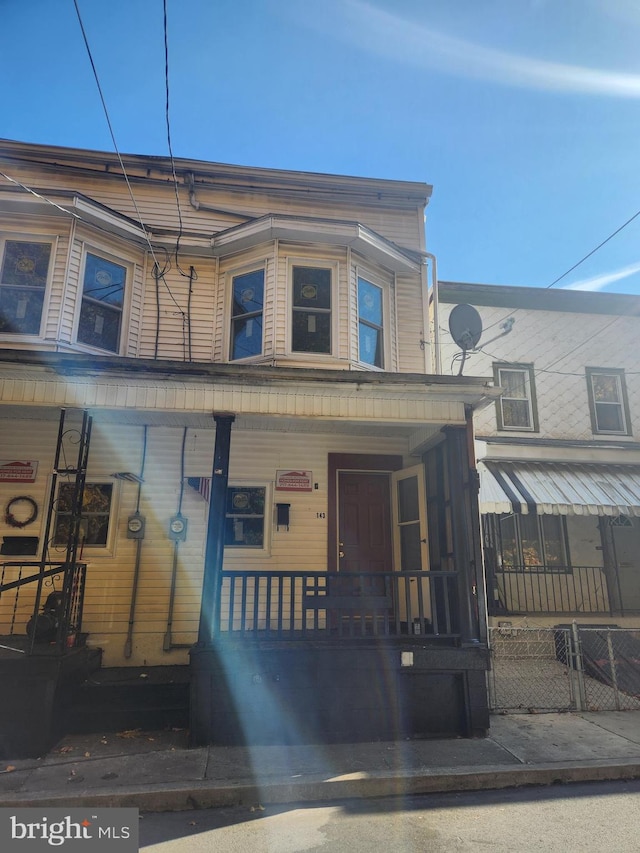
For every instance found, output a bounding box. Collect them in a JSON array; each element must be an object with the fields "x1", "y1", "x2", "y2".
[
  {"x1": 0, "y1": 190, "x2": 149, "y2": 245},
  {"x1": 210, "y1": 215, "x2": 420, "y2": 272}
]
